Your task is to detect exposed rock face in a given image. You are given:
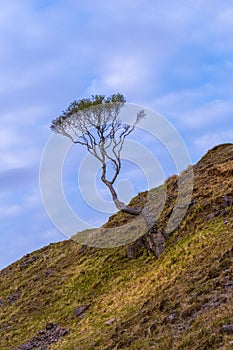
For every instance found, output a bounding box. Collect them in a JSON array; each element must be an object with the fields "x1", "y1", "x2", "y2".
[{"x1": 127, "y1": 144, "x2": 233, "y2": 259}]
